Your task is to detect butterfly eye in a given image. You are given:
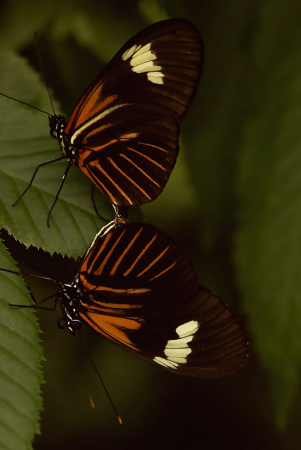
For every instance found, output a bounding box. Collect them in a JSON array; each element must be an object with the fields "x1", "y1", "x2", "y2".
[
  {"x1": 57, "y1": 318, "x2": 66, "y2": 329},
  {"x1": 48, "y1": 116, "x2": 58, "y2": 139}
]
